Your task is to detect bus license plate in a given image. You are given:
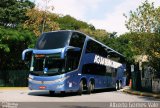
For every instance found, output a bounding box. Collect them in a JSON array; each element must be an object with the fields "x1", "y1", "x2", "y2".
[{"x1": 39, "y1": 86, "x2": 46, "y2": 90}]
